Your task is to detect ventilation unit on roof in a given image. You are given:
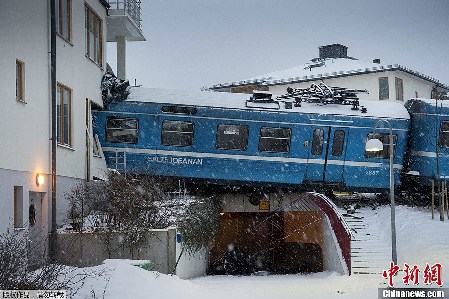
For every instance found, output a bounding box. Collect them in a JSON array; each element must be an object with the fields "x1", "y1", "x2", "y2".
[
  {"x1": 319, "y1": 44, "x2": 348, "y2": 59},
  {"x1": 245, "y1": 91, "x2": 280, "y2": 110}
]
